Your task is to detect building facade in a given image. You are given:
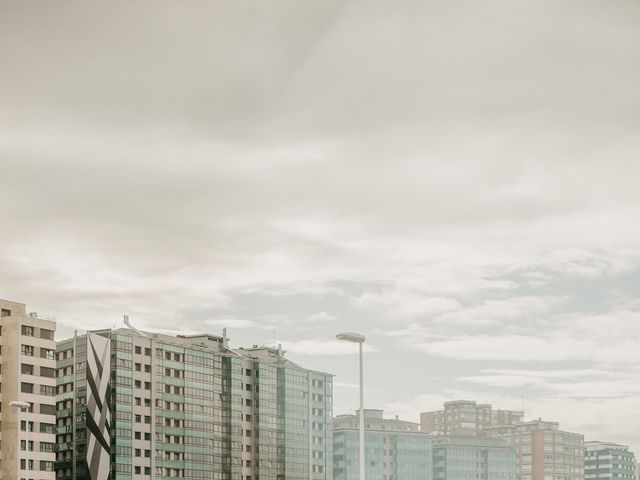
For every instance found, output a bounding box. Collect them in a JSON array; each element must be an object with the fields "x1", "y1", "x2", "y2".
[
  {"x1": 432, "y1": 435, "x2": 517, "y2": 480},
  {"x1": 584, "y1": 441, "x2": 636, "y2": 480},
  {"x1": 333, "y1": 409, "x2": 517, "y2": 480},
  {"x1": 486, "y1": 420, "x2": 584, "y2": 480},
  {"x1": 55, "y1": 328, "x2": 333, "y2": 480},
  {"x1": 0, "y1": 299, "x2": 57, "y2": 480},
  {"x1": 333, "y1": 409, "x2": 432, "y2": 480},
  {"x1": 420, "y1": 400, "x2": 524, "y2": 436}
]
